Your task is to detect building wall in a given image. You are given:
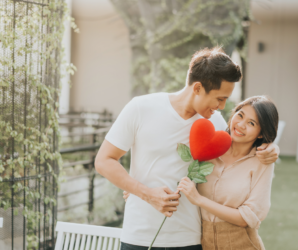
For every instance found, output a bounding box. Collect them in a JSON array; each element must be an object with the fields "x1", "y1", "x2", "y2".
[
  {"x1": 69, "y1": 0, "x2": 298, "y2": 155},
  {"x1": 70, "y1": 0, "x2": 131, "y2": 116},
  {"x1": 246, "y1": 2, "x2": 298, "y2": 155}
]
